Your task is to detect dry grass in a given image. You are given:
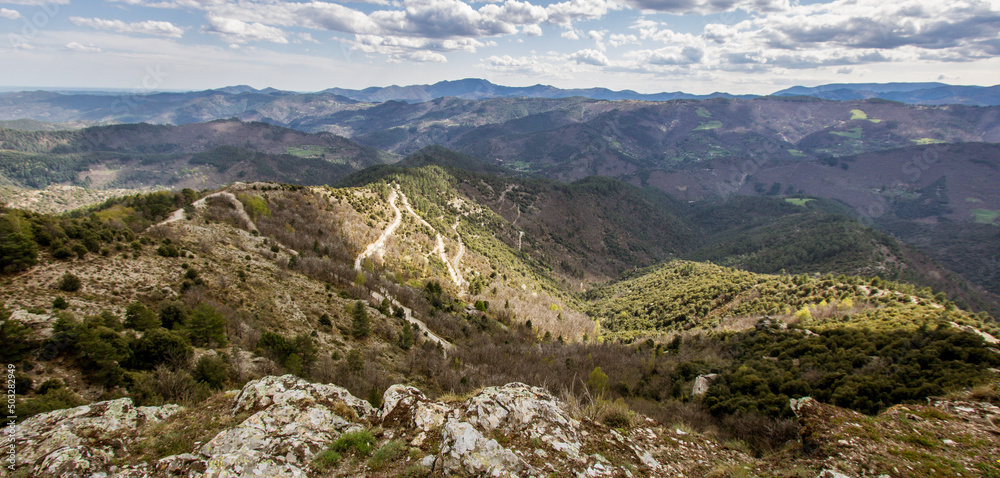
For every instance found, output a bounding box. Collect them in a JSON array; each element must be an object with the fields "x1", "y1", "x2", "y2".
[{"x1": 559, "y1": 383, "x2": 637, "y2": 429}]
